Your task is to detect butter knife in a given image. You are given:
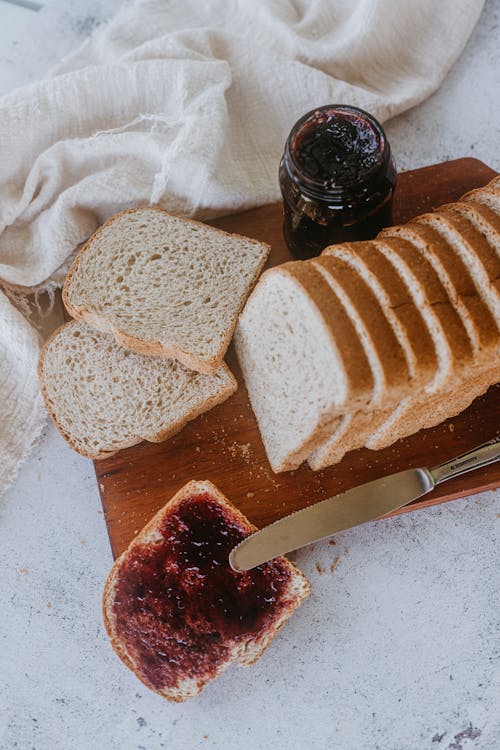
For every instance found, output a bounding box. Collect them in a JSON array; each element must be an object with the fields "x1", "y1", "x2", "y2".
[{"x1": 229, "y1": 436, "x2": 500, "y2": 571}]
